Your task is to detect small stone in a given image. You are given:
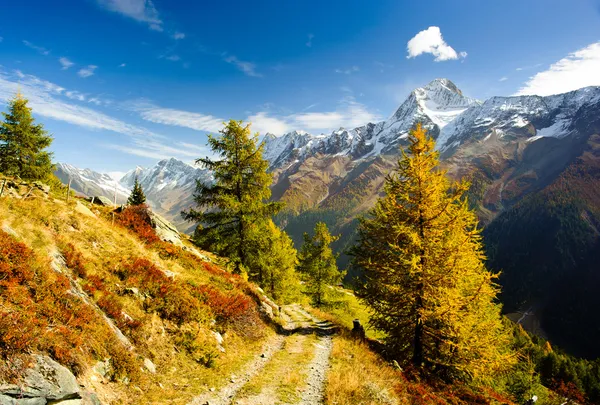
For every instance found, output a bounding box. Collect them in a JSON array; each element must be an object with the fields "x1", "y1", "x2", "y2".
[
  {"x1": 144, "y1": 358, "x2": 156, "y2": 374},
  {"x1": 209, "y1": 387, "x2": 215, "y2": 392}
]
